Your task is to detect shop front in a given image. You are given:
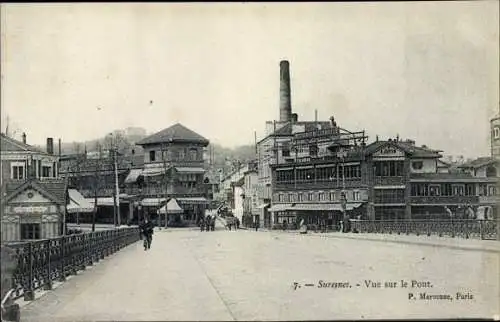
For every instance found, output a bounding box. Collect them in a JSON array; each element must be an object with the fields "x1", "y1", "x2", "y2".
[{"x1": 1, "y1": 180, "x2": 66, "y2": 242}]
